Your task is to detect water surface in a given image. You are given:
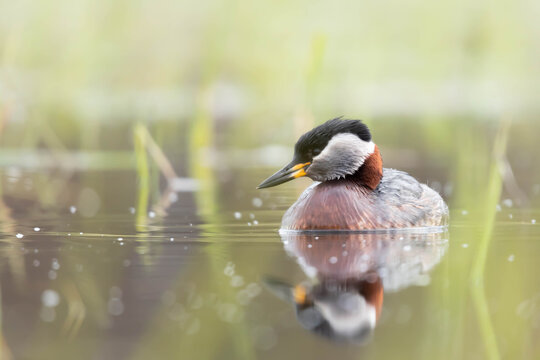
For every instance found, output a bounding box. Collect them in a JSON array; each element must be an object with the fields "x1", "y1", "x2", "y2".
[{"x1": 1, "y1": 120, "x2": 539, "y2": 360}]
